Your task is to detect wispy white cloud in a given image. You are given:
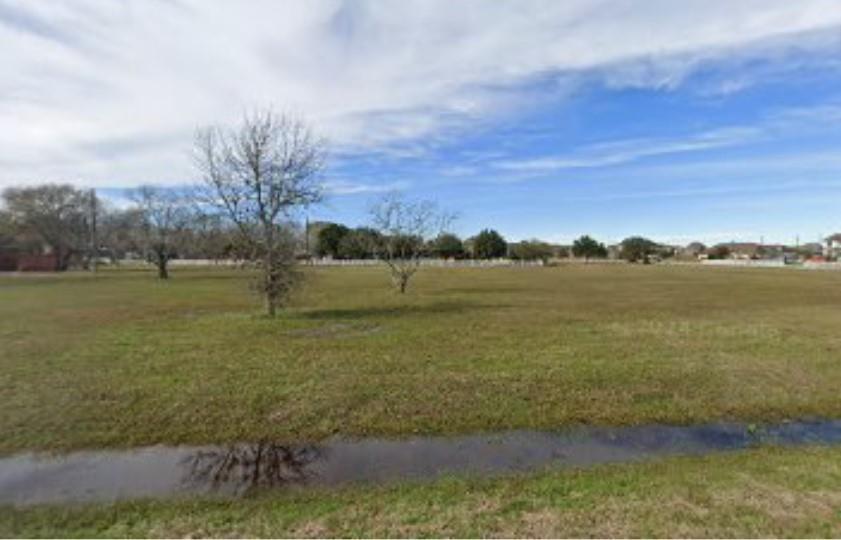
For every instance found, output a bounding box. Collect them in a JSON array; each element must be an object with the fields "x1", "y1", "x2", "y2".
[
  {"x1": 486, "y1": 102, "x2": 841, "y2": 175},
  {"x1": 491, "y1": 126, "x2": 761, "y2": 173},
  {"x1": 1, "y1": 0, "x2": 841, "y2": 187},
  {"x1": 609, "y1": 138, "x2": 841, "y2": 184},
  {"x1": 562, "y1": 178, "x2": 841, "y2": 203},
  {"x1": 322, "y1": 179, "x2": 409, "y2": 196},
  {"x1": 439, "y1": 165, "x2": 479, "y2": 177}
]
